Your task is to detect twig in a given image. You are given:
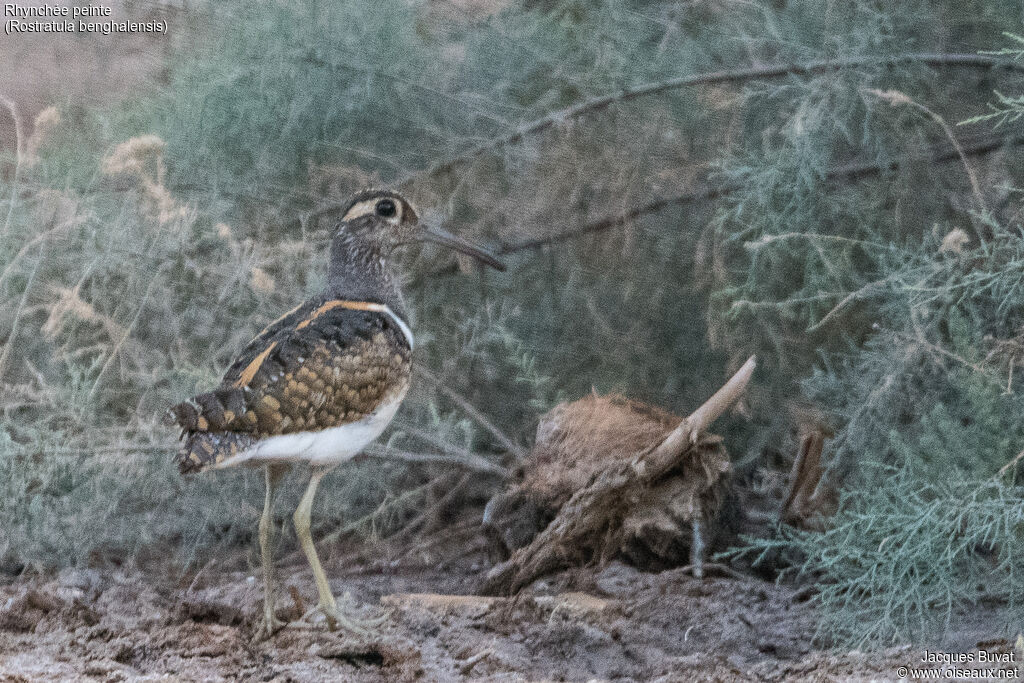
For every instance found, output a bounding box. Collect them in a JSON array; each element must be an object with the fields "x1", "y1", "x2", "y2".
[
  {"x1": 780, "y1": 430, "x2": 838, "y2": 531},
  {"x1": 316, "y1": 472, "x2": 457, "y2": 551},
  {"x1": 865, "y1": 88, "x2": 989, "y2": 235},
  {"x1": 362, "y1": 445, "x2": 508, "y2": 476},
  {"x1": 391, "y1": 472, "x2": 471, "y2": 543},
  {"x1": 395, "y1": 422, "x2": 498, "y2": 464},
  {"x1": 804, "y1": 276, "x2": 894, "y2": 334},
  {"x1": 0, "y1": 216, "x2": 79, "y2": 290},
  {"x1": 186, "y1": 558, "x2": 217, "y2": 593},
  {"x1": 995, "y1": 447, "x2": 1024, "y2": 480},
  {"x1": 318, "y1": 473, "x2": 474, "y2": 568},
  {"x1": 0, "y1": 252, "x2": 41, "y2": 380},
  {"x1": 457, "y1": 648, "x2": 494, "y2": 676},
  {"x1": 415, "y1": 363, "x2": 528, "y2": 461},
  {"x1": 921, "y1": 106, "x2": 987, "y2": 218},
  {"x1": 87, "y1": 266, "x2": 162, "y2": 401},
  {"x1": 331, "y1": 520, "x2": 481, "y2": 573},
  {"x1": 37, "y1": 444, "x2": 174, "y2": 456},
  {"x1": 744, "y1": 232, "x2": 888, "y2": 252},
  {"x1": 680, "y1": 356, "x2": 756, "y2": 440}
]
